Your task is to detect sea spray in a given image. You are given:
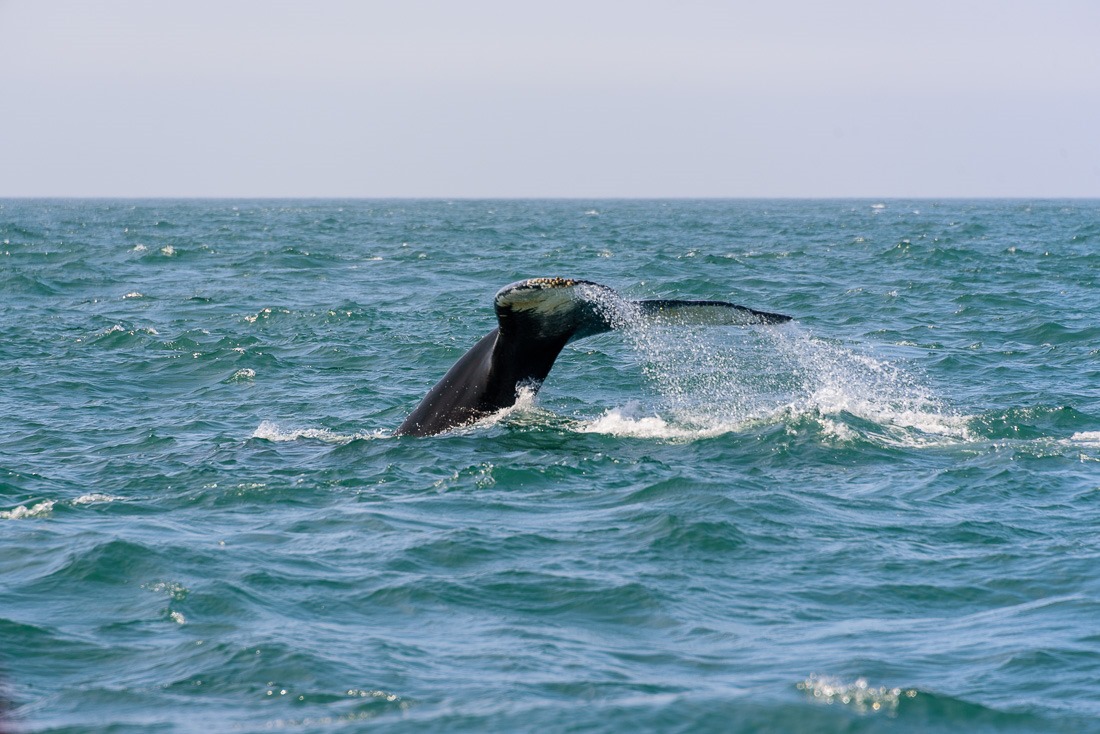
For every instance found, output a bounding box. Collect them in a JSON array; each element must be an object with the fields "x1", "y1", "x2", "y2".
[{"x1": 606, "y1": 307, "x2": 970, "y2": 444}]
